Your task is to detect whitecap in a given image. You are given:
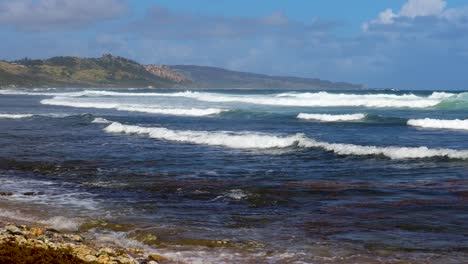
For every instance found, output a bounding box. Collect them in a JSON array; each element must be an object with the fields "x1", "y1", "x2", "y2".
[
  {"x1": 41, "y1": 98, "x2": 226, "y2": 117},
  {"x1": 297, "y1": 113, "x2": 366, "y2": 122},
  {"x1": 408, "y1": 118, "x2": 468, "y2": 131},
  {"x1": 104, "y1": 122, "x2": 468, "y2": 160},
  {"x1": 0, "y1": 113, "x2": 34, "y2": 119},
  {"x1": 92, "y1": 117, "x2": 112, "y2": 124}
]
